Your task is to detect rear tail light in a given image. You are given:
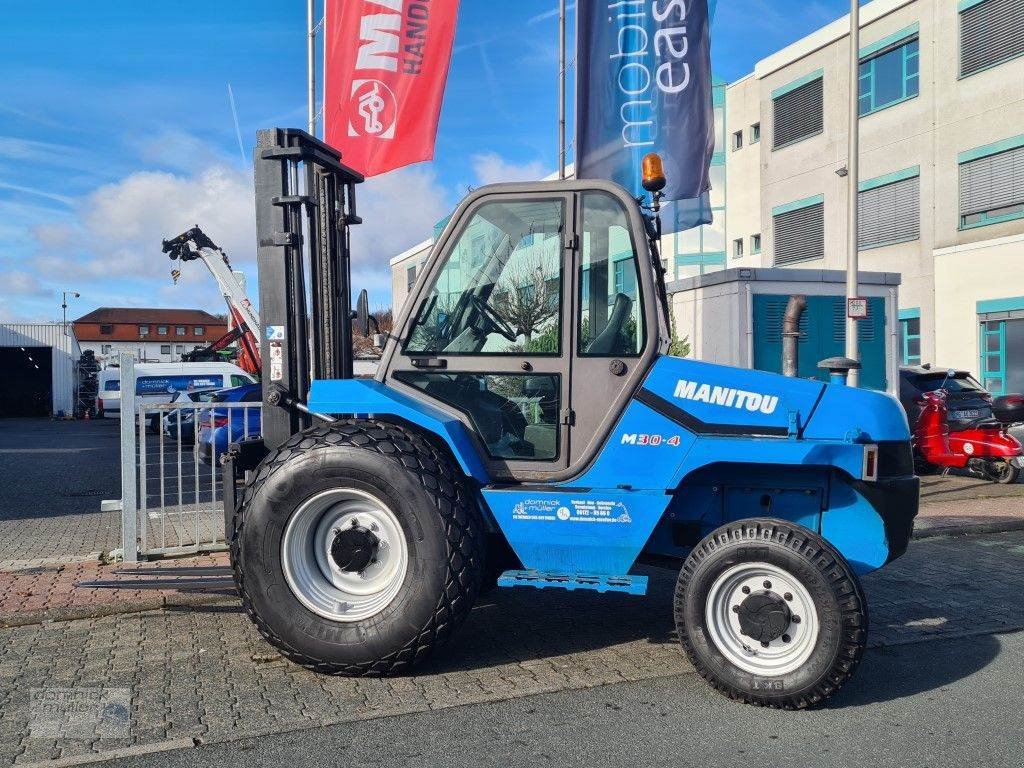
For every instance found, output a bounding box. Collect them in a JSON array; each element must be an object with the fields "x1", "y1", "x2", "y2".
[
  {"x1": 862, "y1": 444, "x2": 879, "y2": 482},
  {"x1": 206, "y1": 415, "x2": 229, "y2": 429}
]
